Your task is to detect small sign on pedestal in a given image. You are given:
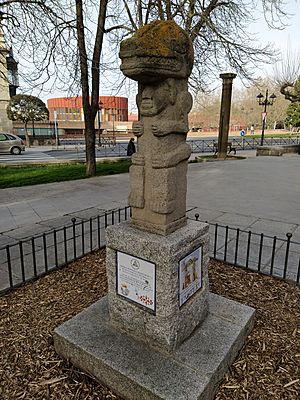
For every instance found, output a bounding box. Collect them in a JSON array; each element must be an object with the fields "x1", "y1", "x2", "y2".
[
  {"x1": 179, "y1": 246, "x2": 202, "y2": 307},
  {"x1": 117, "y1": 251, "x2": 156, "y2": 313}
]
